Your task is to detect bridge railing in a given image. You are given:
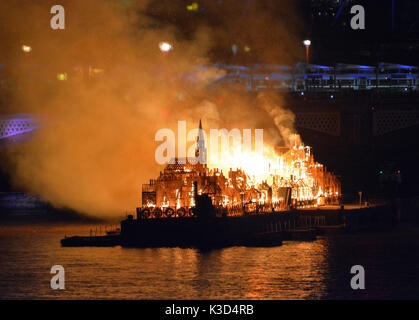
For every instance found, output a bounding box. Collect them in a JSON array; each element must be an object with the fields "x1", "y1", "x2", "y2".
[{"x1": 0, "y1": 115, "x2": 37, "y2": 140}]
